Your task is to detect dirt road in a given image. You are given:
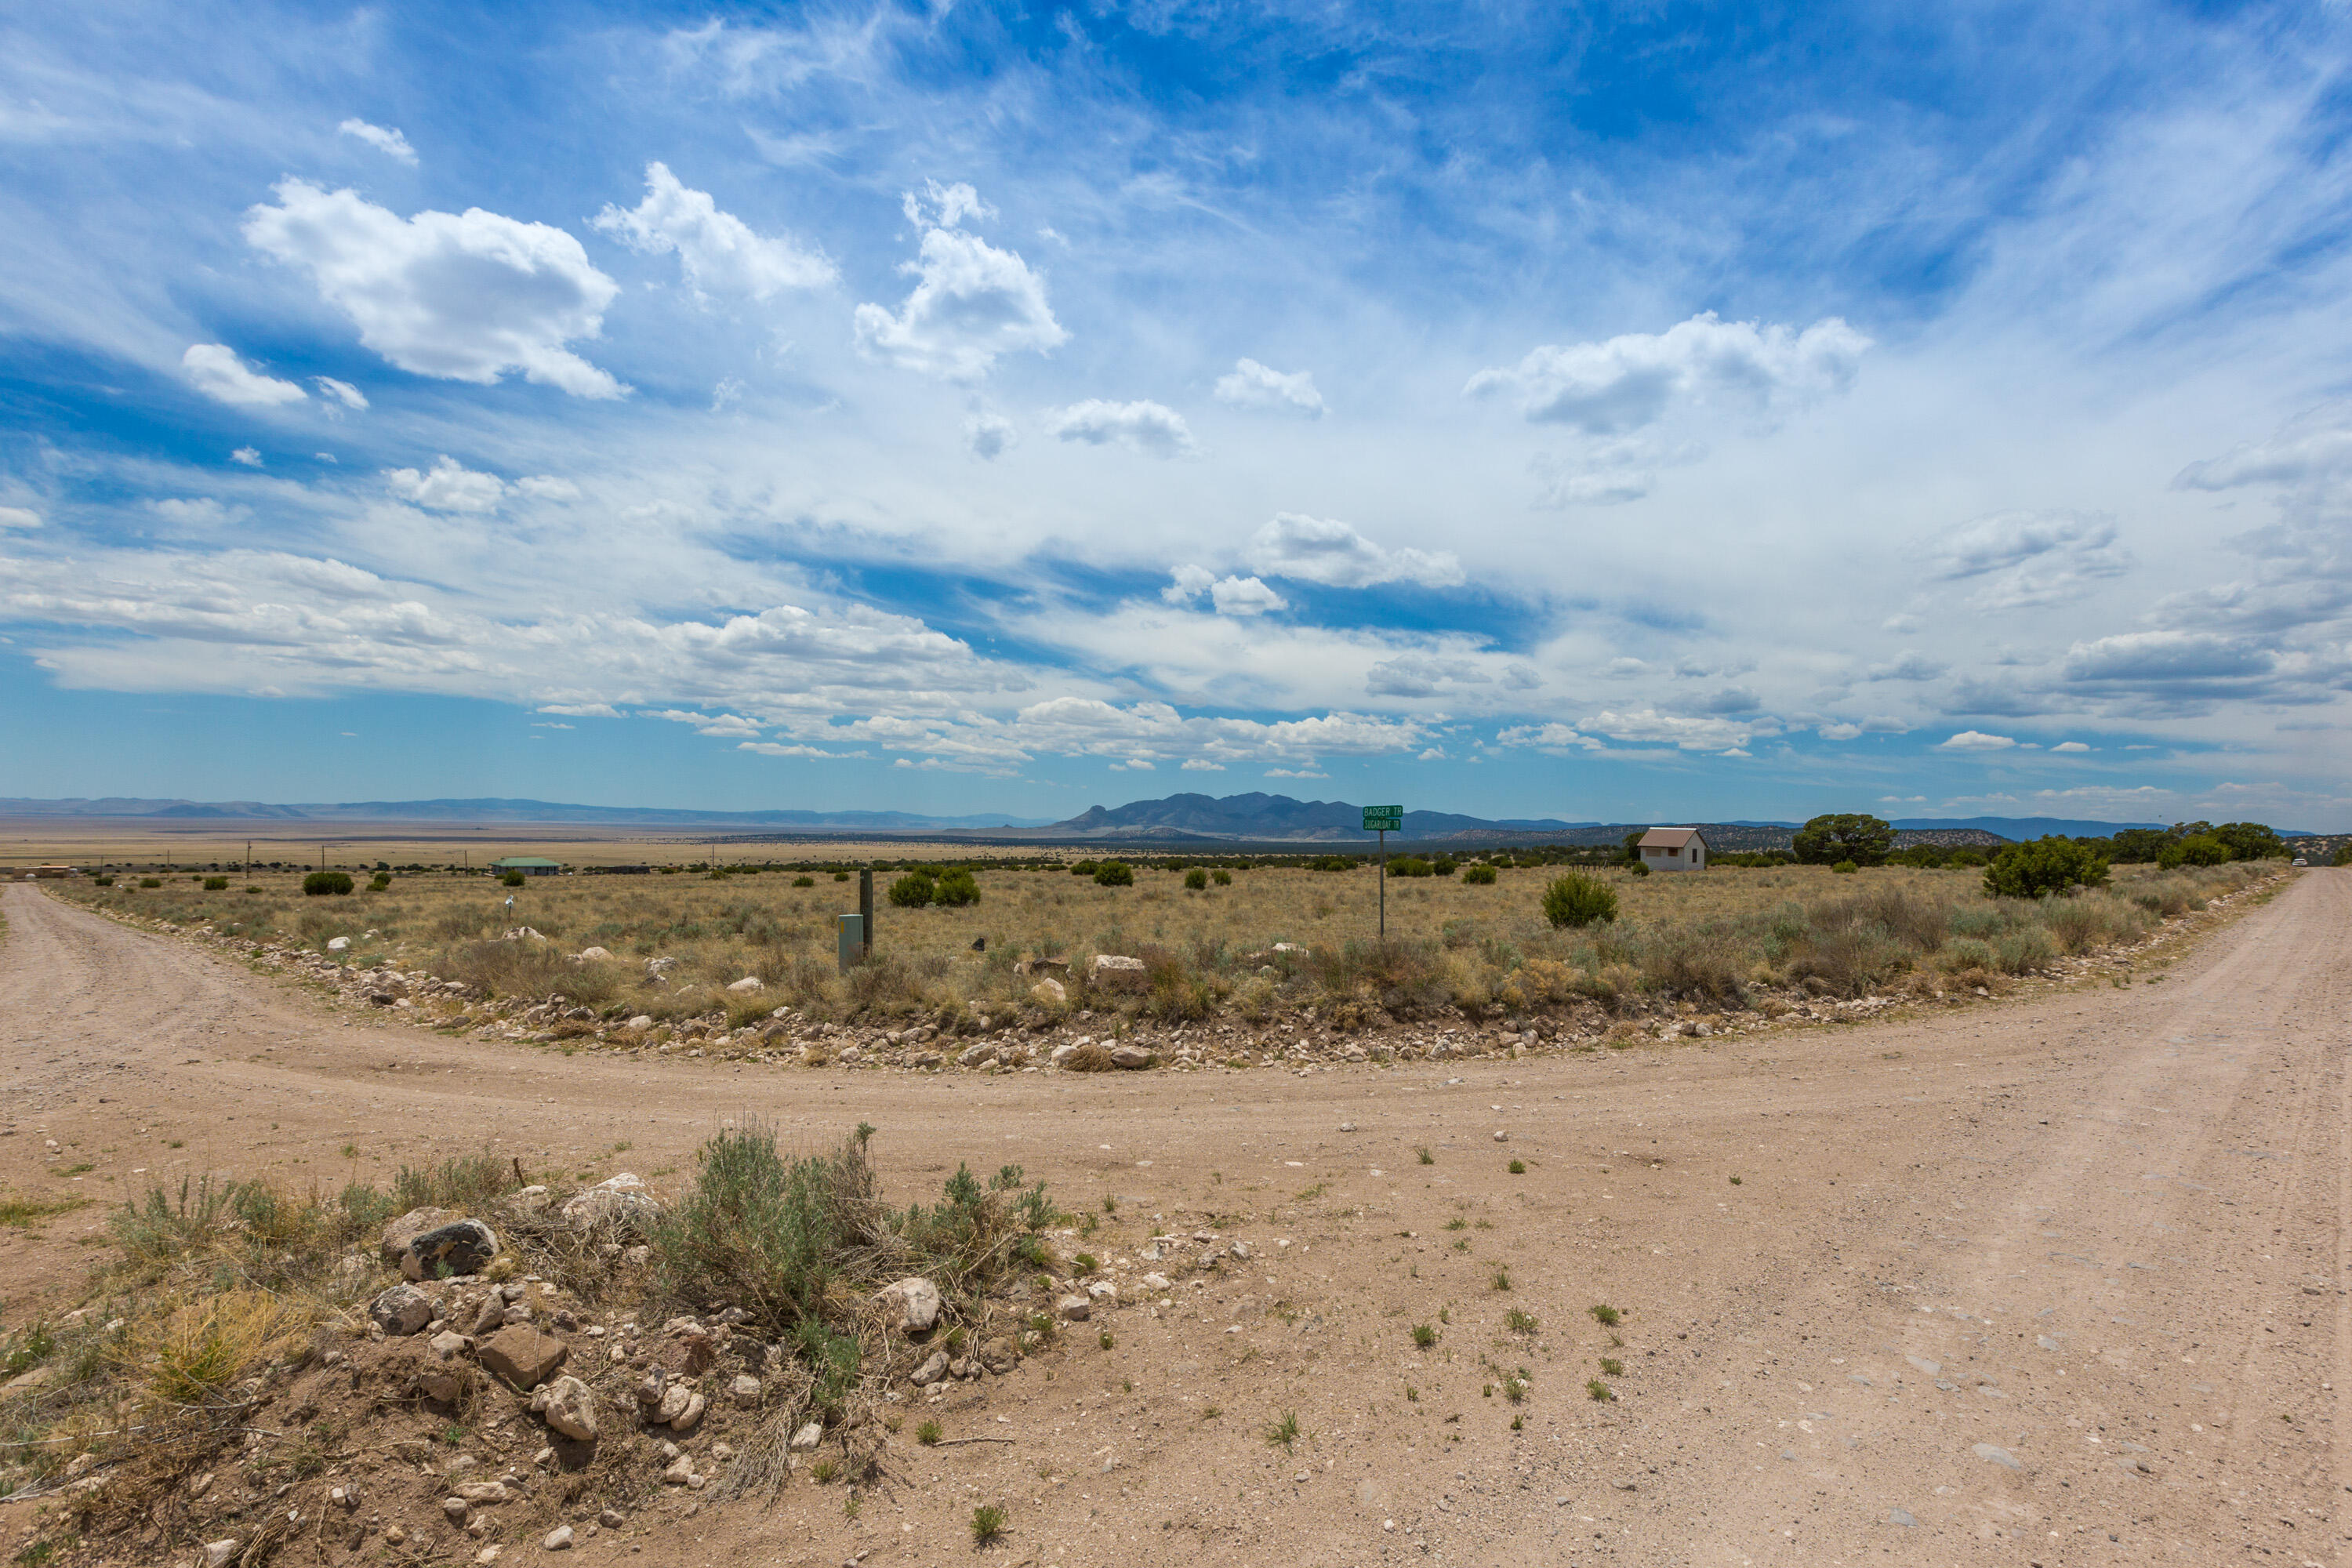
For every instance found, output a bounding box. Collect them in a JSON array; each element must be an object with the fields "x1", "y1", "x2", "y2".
[{"x1": 2, "y1": 872, "x2": 2347, "y2": 1566}]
